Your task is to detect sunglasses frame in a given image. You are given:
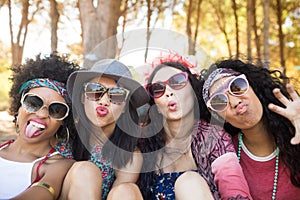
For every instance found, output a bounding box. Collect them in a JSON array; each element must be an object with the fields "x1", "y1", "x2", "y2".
[
  {"x1": 20, "y1": 92, "x2": 69, "y2": 120},
  {"x1": 206, "y1": 74, "x2": 249, "y2": 112},
  {"x1": 83, "y1": 82, "x2": 129, "y2": 105},
  {"x1": 146, "y1": 71, "x2": 189, "y2": 98}
]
